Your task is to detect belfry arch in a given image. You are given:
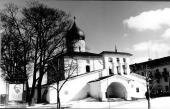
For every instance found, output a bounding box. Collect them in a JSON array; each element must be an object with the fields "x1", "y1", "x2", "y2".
[{"x1": 106, "y1": 82, "x2": 127, "y2": 99}]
